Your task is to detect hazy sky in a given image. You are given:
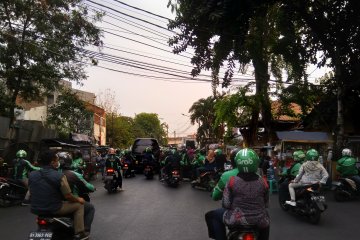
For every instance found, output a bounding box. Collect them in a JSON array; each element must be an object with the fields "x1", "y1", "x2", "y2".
[{"x1": 75, "y1": 0, "x2": 213, "y2": 137}]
